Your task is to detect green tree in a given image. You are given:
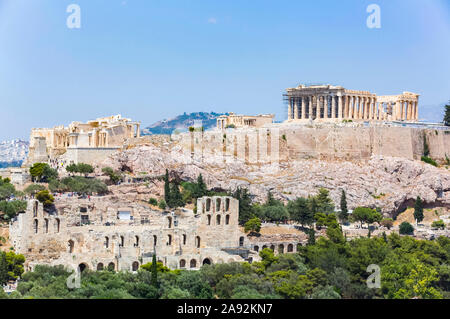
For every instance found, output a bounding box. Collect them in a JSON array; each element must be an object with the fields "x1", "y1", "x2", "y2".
[
  {"x1": 414, "y1": 196, "x2": 424, "y2": 225},
  {"x1": 196, "y1": 174, "x2": 208, "y2": 198},
  {"x1": 431, "y1": 220, "x2": 445, "y2": 230},
  {"x1": 0, "y1": 251, "x2": 25, "y2": 285},
  {"x1": 24, "y1": 184, "x2": 46, "y2": 196},
  {"x1": 168, "y1": 183, "x2": 184, "y2": 208},
  {"x1": 444, "y1": 102, "x2": 450, "y2": 126},
  {"x1": 351, "y1": 207, "x2": 382, "y2": 229},
  {"x1": 164, "y1": 169, "x2": 170, "y2": 204},
  {"x1": 76, "y1": 163, "x2": 94, "y2": 177},
  {"x1": 148, "y1": 198, "x2": 158, "y2": 206},
  {"x1": 29, "y1": 163, "x2": 57, "y2": 182},
  {"x1": 244, "y1": 217, "x2": 262, "y2": 235},
  {"x1": 287, "y1": 197, "x2": 314, "y2": 227},
  {"x1": 158, "y1": 199, "x2": 167, "y2": 210},
  {"x1": 101, "y1": 167, "x2": 122, "y2": 185},
  {"x1": 0, "y1": 200, "x2": 27, "y2": 220},
  {"x1": 399, "y1": 222, "x2": 414, "y2": 235},
  {"x1": 36, "y1": 190, "x2": 54, "y2": 208},
  {"x1": 315, "y1": 188, "x2": 335, "y2": 215},
  {"x1": 339, "y1": 190, "x2": 349, "y2": 223},
  {"x1": 232, "y1": 187, "x2": 254, "y2": 225}
]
